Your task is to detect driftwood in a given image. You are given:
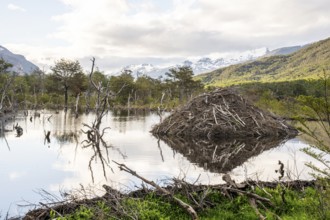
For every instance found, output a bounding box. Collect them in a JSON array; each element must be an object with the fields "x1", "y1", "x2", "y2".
[
  {"x1": 113, "y1": 160, "x2": 199, "y2": 220},
  {"x1": 152, "y1": 88, "x2": 297, "y2": 140},
  {"x1": 22, "y1": 172, "x2": 318, "y2": 220}
]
